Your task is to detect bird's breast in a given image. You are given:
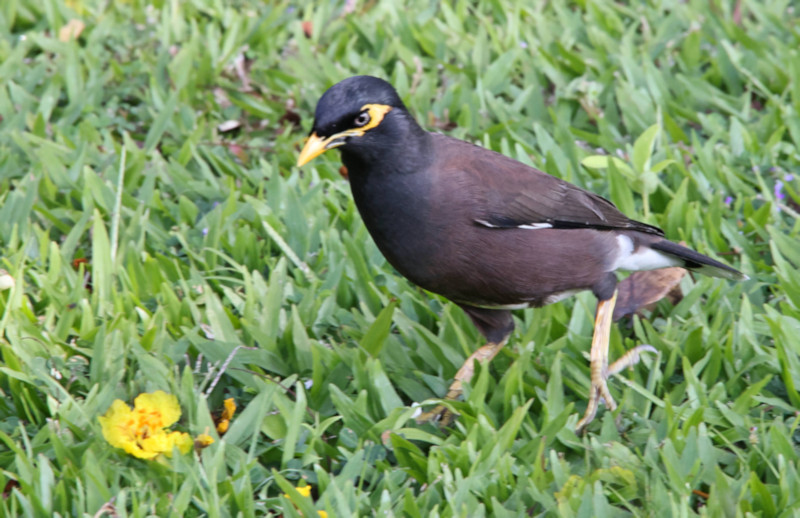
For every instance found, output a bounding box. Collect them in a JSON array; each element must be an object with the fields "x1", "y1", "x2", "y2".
[{"x1": 346, "y1": 165, "x2": 446, "y2": 289}]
